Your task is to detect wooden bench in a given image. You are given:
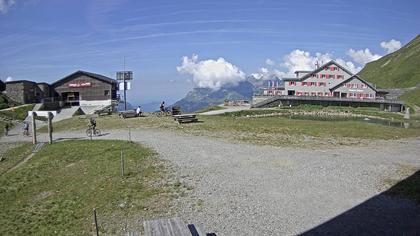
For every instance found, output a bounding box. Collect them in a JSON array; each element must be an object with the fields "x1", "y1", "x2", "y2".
[
  {"x1": 143, "y1": 218, "x2": 205, "y2": 236},
  {"x1": 118, "y1": 110, "x2": 140, "y2": 119},
  {"x1": 173, "y1": 114, "x2": 198, "y2": 124}
]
